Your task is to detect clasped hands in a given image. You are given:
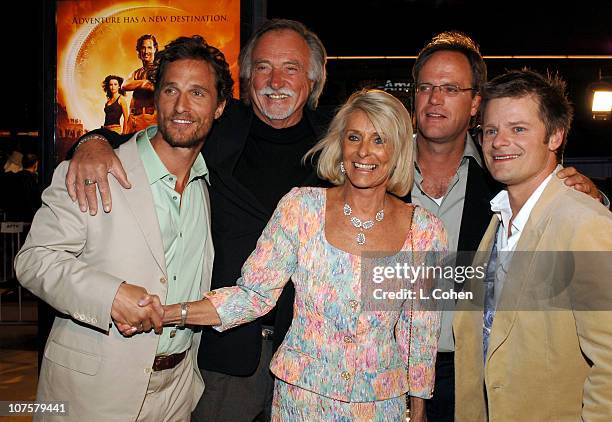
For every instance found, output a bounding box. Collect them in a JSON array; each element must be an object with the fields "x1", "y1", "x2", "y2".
[
  {"x1": 111, "y1": 282, "x2": 164, "y2": 337},
  {"x1": 110, "y1": 282, "x2": 186, "y2": 336}
]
